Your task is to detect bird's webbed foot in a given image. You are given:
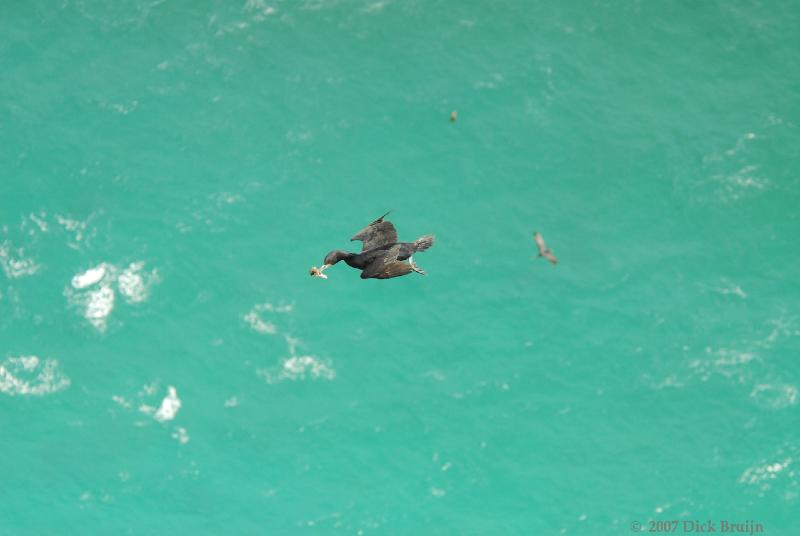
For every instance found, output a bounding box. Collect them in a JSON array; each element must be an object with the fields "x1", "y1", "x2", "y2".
[{"x1": 409, "y1": 256, "x2": 426, "y2": 276}]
